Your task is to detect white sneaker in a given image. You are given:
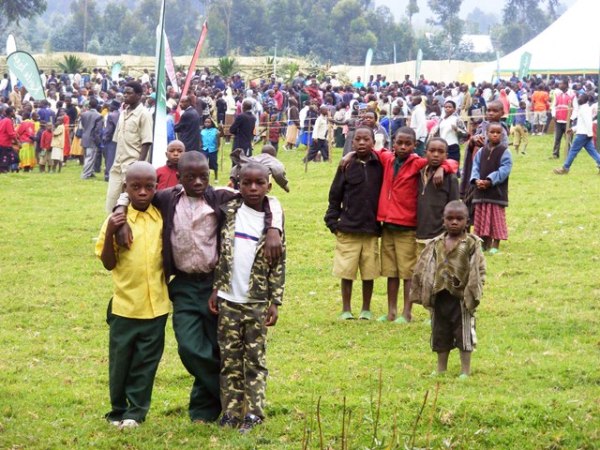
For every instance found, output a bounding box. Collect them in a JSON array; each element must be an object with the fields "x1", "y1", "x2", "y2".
[
  {"x1": 108, "y1": 420, "x2": 121, "y2": 427},
  {"x1": 118, "y1": 419, "x2": 139, "y2": 430}
]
